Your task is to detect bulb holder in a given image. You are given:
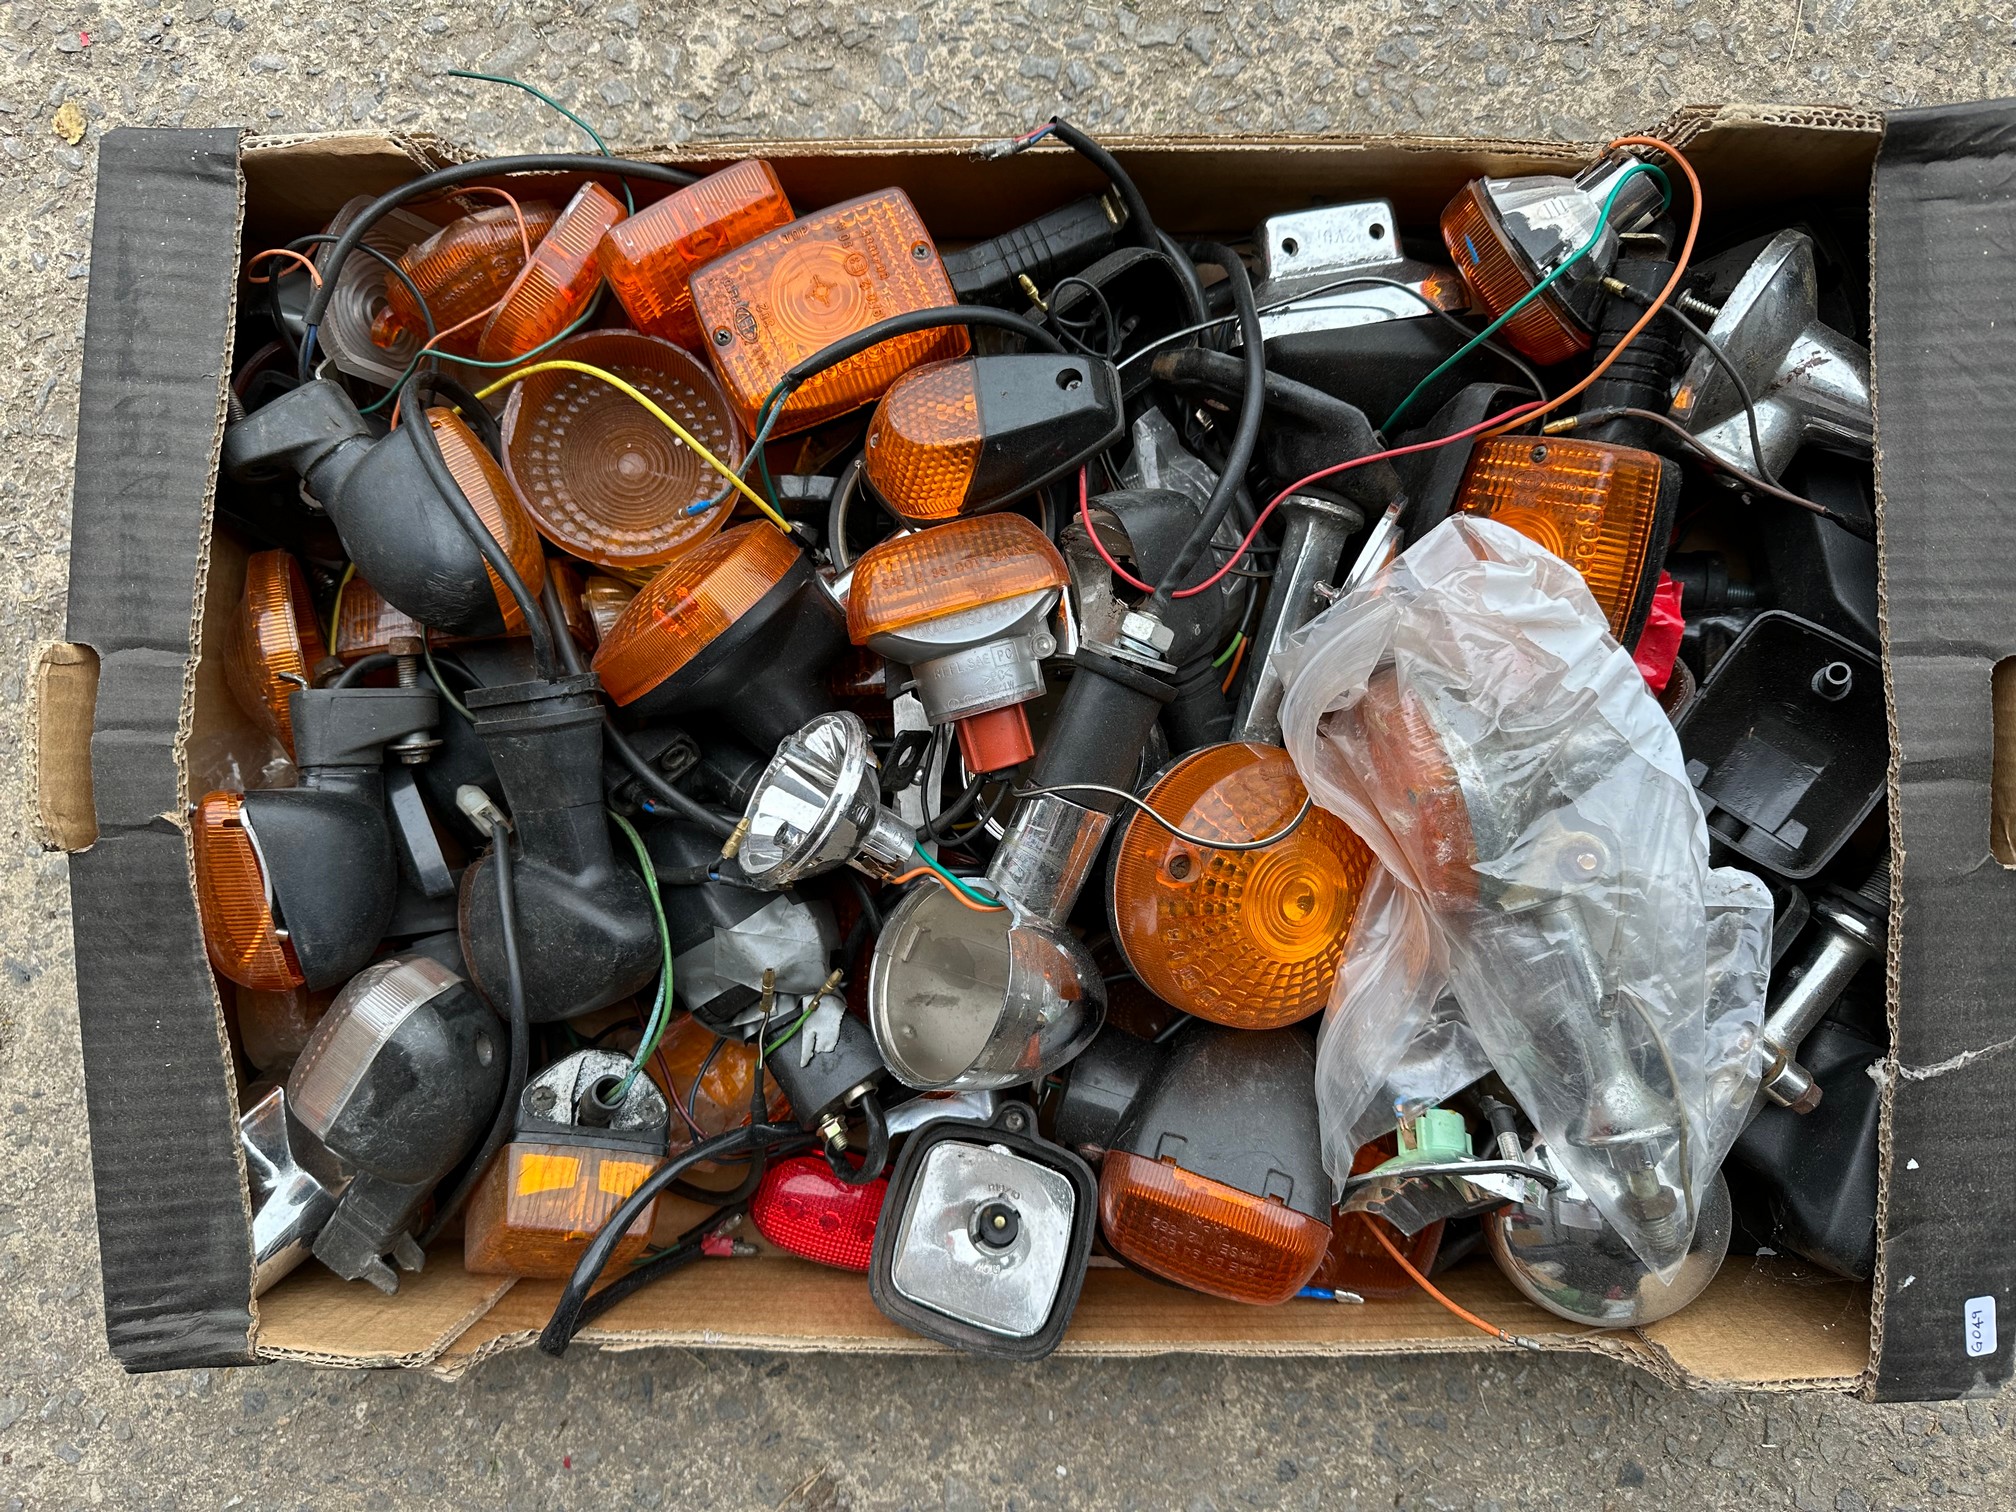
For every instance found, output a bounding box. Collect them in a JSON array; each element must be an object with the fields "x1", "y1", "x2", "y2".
[
  {"x1": 764, "y1": 999, "x2": 887, "y2": 1130},
  {"x1": 867, "y1": 1103, "x2": 1096, "y2": 1359},
  {"x1": 289, "y1": 947, "x2": 507, "y2": 1292},
  {"x1": 221, "y1": 380, "x2": 545, "y2": 637},
  {"x1": 457, "y1": 674, "x2": 661, "y2": 1023},
  {"x1": 734, "y1": 711, "x2": 916, "y2": 889}
]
